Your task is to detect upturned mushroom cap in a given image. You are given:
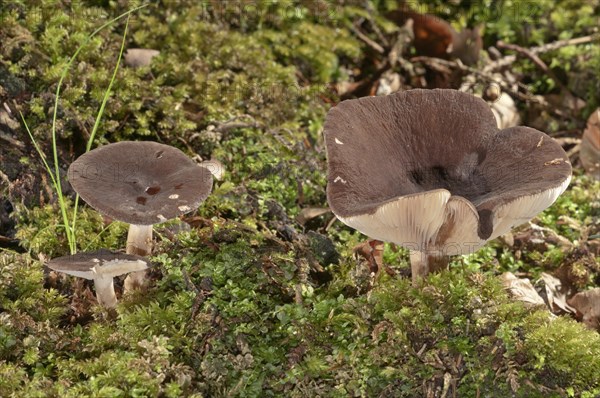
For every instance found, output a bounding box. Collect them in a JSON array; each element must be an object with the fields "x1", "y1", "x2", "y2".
[
  {"x1": 46, "y1": 250, "x2": 150, "y2": 279},
  {"x1": 325, "y1": 89, "x2": 572, "y2": 256},
  {"x1": 68, "y1": 141, "x2": 213, "y2": 225}
]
